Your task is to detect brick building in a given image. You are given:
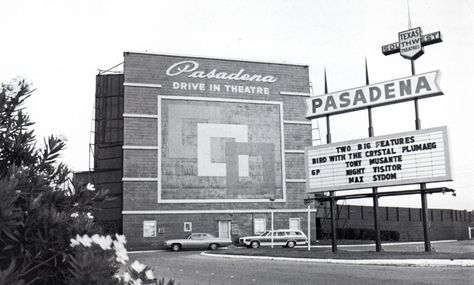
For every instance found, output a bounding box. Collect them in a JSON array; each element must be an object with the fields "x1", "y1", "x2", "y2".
[{"x1": 79, "y1": 52, "x2": 473, "y2": 250}]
